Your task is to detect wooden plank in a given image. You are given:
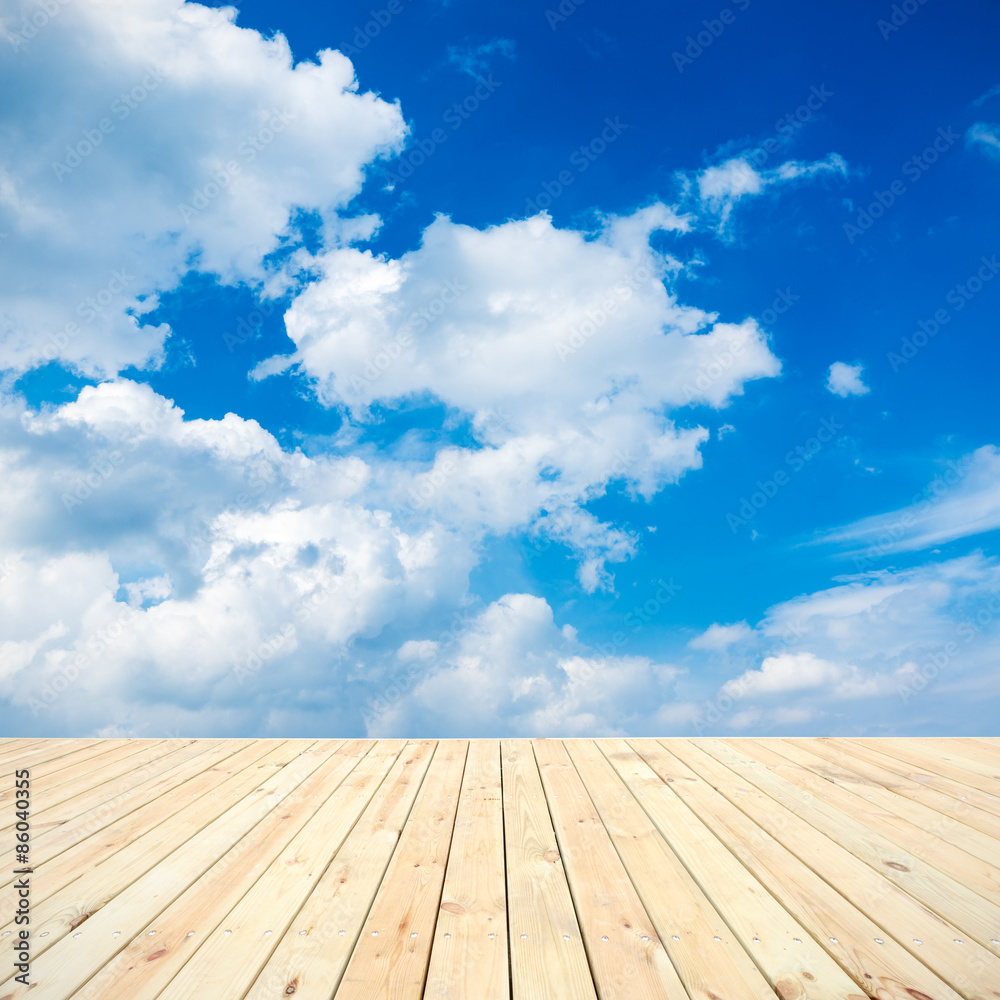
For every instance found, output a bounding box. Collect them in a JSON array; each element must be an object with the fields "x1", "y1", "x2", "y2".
[
  {"x1": 242, "y1": 740, "x2": 437, "y2": 1000},
  {"x1": 870, "y1": 739, "x2": 1000, "y2": 785},
  {"x1": 534, "y1": 739, "x2": 686, "y2": 1000},
  {"x1": 830, "y1": 738, "x2": 1000, "y2": 834},
  {"x1": 660, "y1": 739, "x2": 1000, "y2": 1000},
  {"x1": 72, "y1": 740, "x2": 387, "y2": 1000},
  {"x1": 850, "y1": 739, "x2": 1000, "y2": 814},
  {"x1": 940, "y1": 738, "x2": 1000, "y2": 769},
  {"x1": 0, "y1": 740, "x2": 302, "y2": 956},
  {"x1": 598, "y1": 738, "x2": 865, "y2": 1000},
  {"x1": 0, "y1": 739, "x2": 112, "y2": 782},
  {"x1": 0, "y1": 740, "x2": 238, "y2": 884},
  {"x1": 631, "y1": 738, "x2": 969, "y2": 1000},
  {"x1": 0, "y1": 740, "x2": 267, "y2": 920},
  {"x1": 0, "y1": 741, "x2": 345, "y2": 1000},
  {"x1": 0, "y1": 740, "x2": 174, "y2": 837},
  {"x1": 902, "y1": 740, "x2": 1000, "y2": 788},
  {"x1": 18, "y1": 740, "x2": 144, "y2": 780},
  {"x1": 777, "y1": 737, "x2": 1000, "y2": 867},
  {"x1": 0, "y1": 738, "x2": 57, "y2": 766},
  {"x1": 726, "y1": 737, "x2": 1000, "y2": 907},
  {"x1": 334, "y1": 740, "x2": 468, "y2": 1000},
  {"x1": 564, "y1": 739, "x2": 776, "y2": 1000},
  {"x1": 423, "y1": 739, "x2": 509, "y2": 1000},
  {"x1": 0, "y1": 738, "x2": 90, "y2": 772},
  {"x1": 502, "y1": 739, "x2": 598, "y2": 1000},
  {"x1": 803, "y1": 737, "x2": 1000, "y2": 843}
]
